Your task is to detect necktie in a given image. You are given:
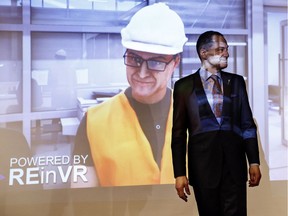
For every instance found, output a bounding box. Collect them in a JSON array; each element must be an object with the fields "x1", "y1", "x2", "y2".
[{"x1": 210, "y1": 75, "x2": 222, "y2": 118}]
